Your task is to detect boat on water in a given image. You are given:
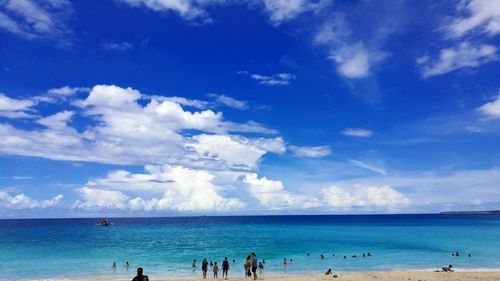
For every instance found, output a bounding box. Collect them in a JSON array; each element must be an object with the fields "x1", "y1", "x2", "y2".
[{"x1": 98, "y1": 218, "x2": 112, "y2": 226}]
